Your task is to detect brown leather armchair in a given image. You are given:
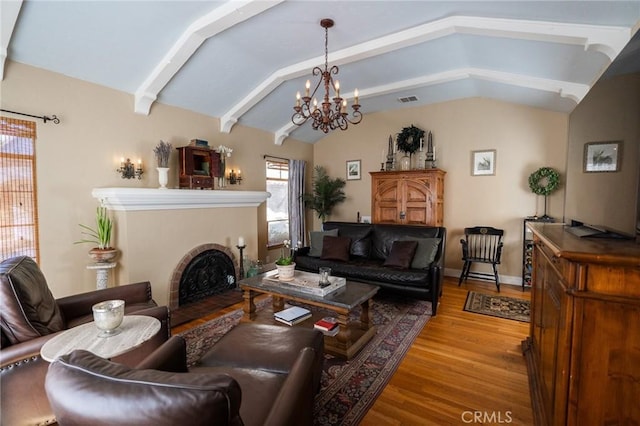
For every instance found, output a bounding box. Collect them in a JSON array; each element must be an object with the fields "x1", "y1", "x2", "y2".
[
  {"x1": 46, "y1": 326, "x2": 323, "y2": 426},
  {"x1": 0, "y1": 255, "x2": 171, "y2": 426}
]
